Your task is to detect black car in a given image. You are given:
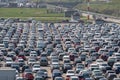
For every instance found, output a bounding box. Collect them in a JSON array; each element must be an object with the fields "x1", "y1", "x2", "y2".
[
  {"x1": 11, "y1": 63, "x2": 20, "y2": 72},
  {"x1": 113, "y1": 63, "x2": 120, "y2": 74},
  {"x1": 74, "y1": 58, "x2": 82, "y2": 66},
  {"x1": 52, "y1": 69, "x2": 62, "y2": 80},
  {"x1": 107, "y1": 73, "x2": 117, "y2": 80},
  {"x1": 22, "y1": 65, "x2": 30, "y2": 73},
  {"x1": 62, "y1": 63, "x2": 72, "y2": 73}
]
